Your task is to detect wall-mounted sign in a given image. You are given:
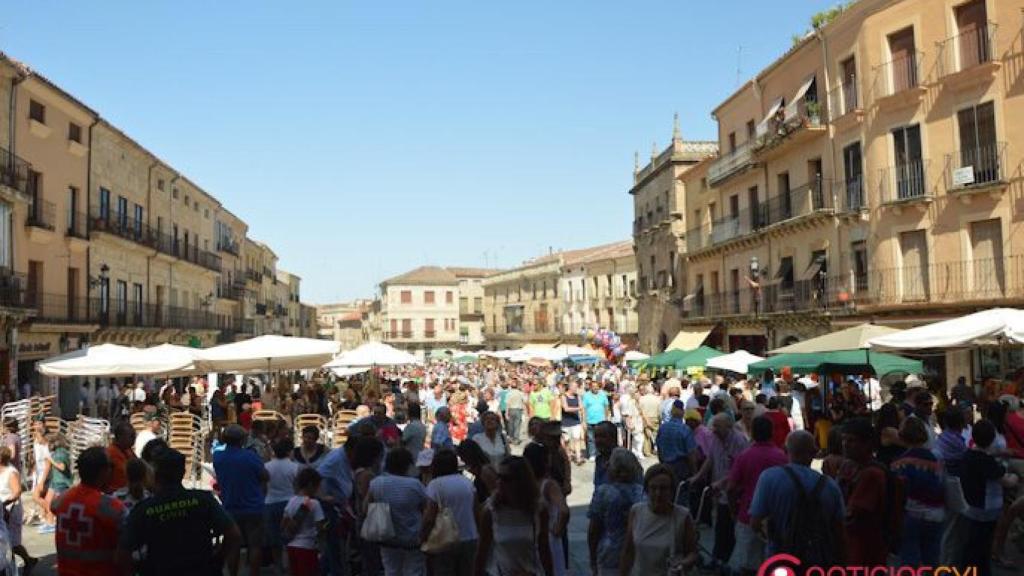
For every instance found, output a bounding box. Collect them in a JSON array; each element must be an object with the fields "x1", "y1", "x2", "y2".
[{"x1": 952, "y1": 166, "x2": 975, "y2": 187}]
